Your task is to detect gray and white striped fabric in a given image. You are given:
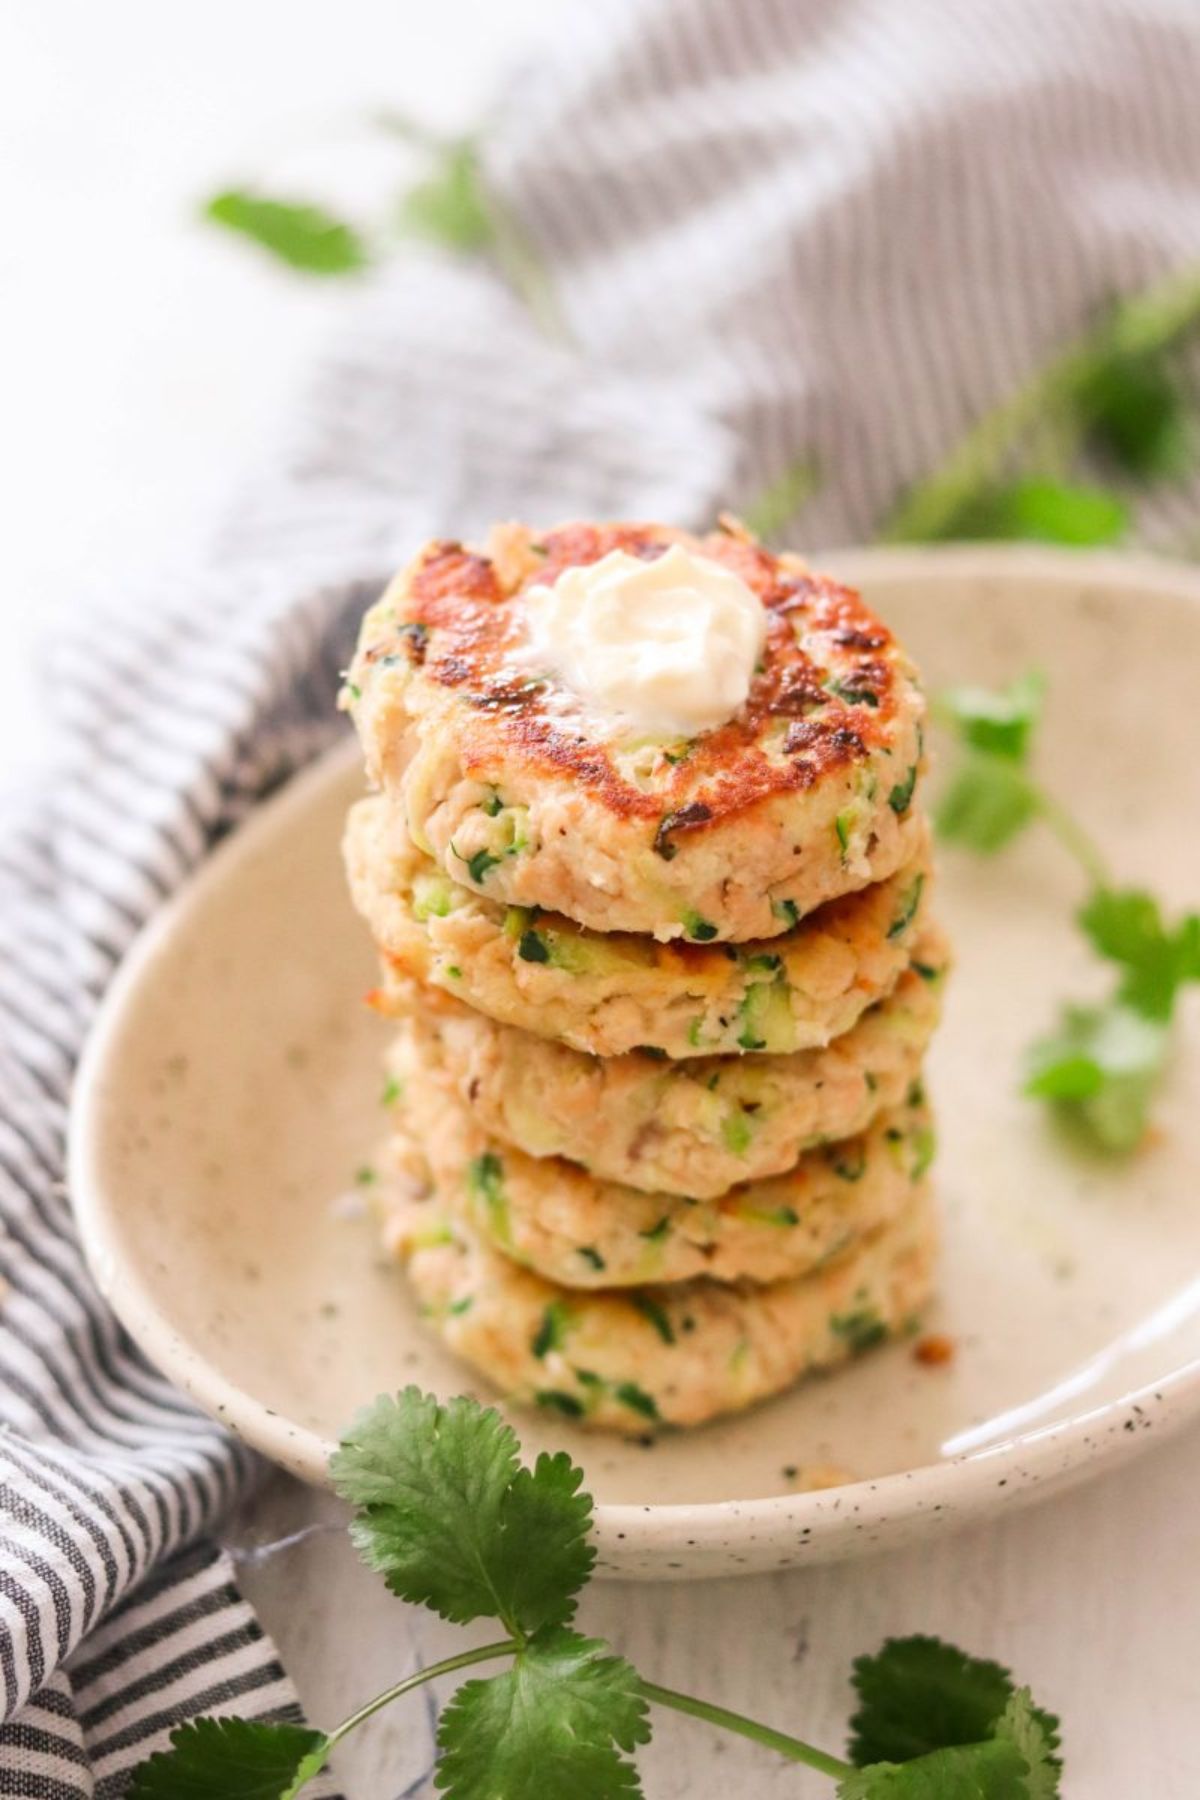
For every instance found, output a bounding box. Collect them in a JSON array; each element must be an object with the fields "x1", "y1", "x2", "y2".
[{"x1": 5, "y1": 0, "x2": 1200, "y2": 1791}]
